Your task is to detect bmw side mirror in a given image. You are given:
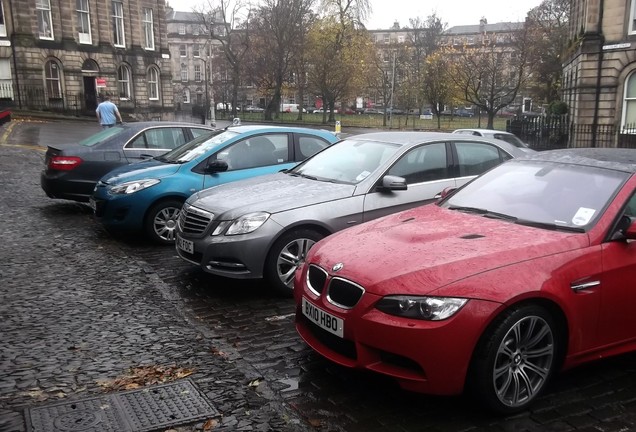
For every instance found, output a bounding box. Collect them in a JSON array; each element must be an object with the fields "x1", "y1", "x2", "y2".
[{"x1": 205, "y1": 159, "x2": 228, "y2": 173}]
